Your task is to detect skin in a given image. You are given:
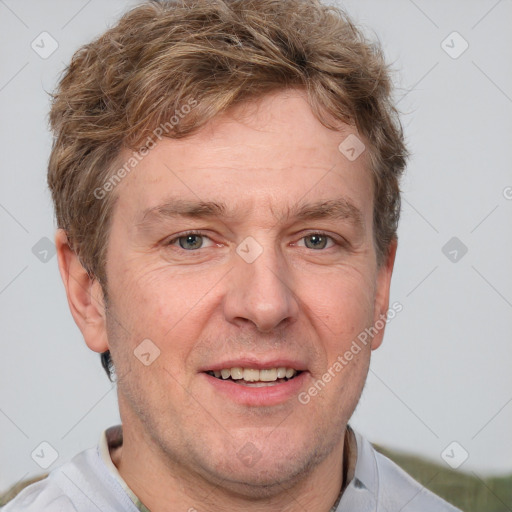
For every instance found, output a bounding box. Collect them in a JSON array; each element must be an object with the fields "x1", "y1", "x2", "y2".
[{"x1": 56, "y1": 89, "x2": 396, "y2": 512}]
